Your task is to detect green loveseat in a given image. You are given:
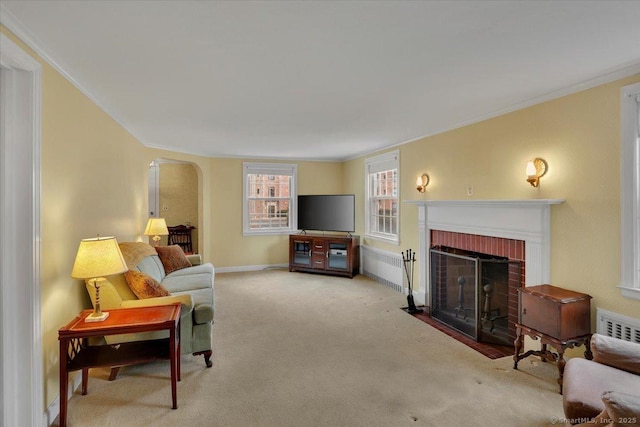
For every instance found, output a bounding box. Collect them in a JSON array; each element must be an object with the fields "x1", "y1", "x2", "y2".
[{"x1": 84, "y1": 242, "x2": 215, "y2": 369}]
